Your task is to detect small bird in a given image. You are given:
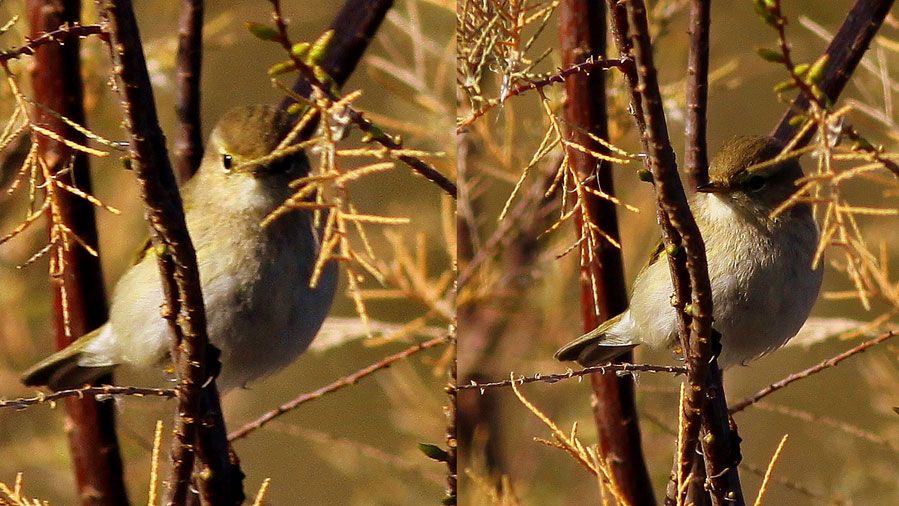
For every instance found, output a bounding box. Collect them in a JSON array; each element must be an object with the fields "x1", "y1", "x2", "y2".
[
  {"x1": 23, "y1": 105, "x2": 338, "y2": 391},
  {"x1": 555, "y1": 136, "x2": 823, "y2": 368}
]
